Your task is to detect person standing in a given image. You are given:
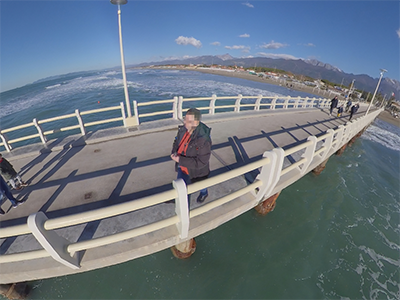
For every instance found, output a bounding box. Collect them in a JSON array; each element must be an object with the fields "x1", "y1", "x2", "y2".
[
  {"x1": 171, "y1": 108, "x2": 212, "y2": 204},
  {"x1": 349, "y1": 103, "x2": 360, "y2": 121},
  {"x1": 0, "y1": 153, "x2": 28, "y2": 190},
  {"x1": 0, "y1": 175, "x2": 24, "y2": 215},
  {"x1": 345, "y1": 99, "x2": 352, "y2": 112},
  {"x1": 329, "y1": 96, "x2": 339, "y2": 116}
]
